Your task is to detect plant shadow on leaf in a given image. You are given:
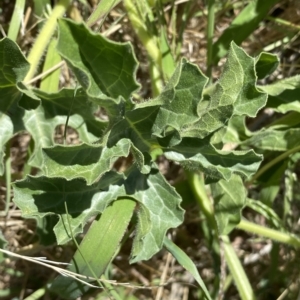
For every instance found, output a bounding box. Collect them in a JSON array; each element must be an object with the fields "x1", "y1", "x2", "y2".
[{"x1": 43, "y1": 144, "x2": 103, "y2": 166}]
